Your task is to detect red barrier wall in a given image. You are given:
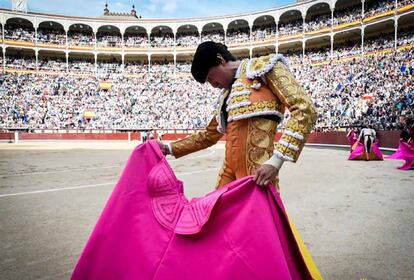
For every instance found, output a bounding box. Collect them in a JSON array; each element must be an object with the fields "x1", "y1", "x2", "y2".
[
  {"x1": 19, "y1": 132, "x2": 139, "y2": 141},
  {"x1": 163, "y1": 131, "x2": 400, "y2": 149},
  {"x1": 0, "y1": 133, "x2": 14, "y2": 141},
  {"x1": 376, "y1": 131, "x2": 401, "y2": 148},
  {"x1": 305, "y1": 131, "x2": 400, "y2": 149},
  {"x1": 0, "y1": 131, "x2": 400, "y2": 149}
]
